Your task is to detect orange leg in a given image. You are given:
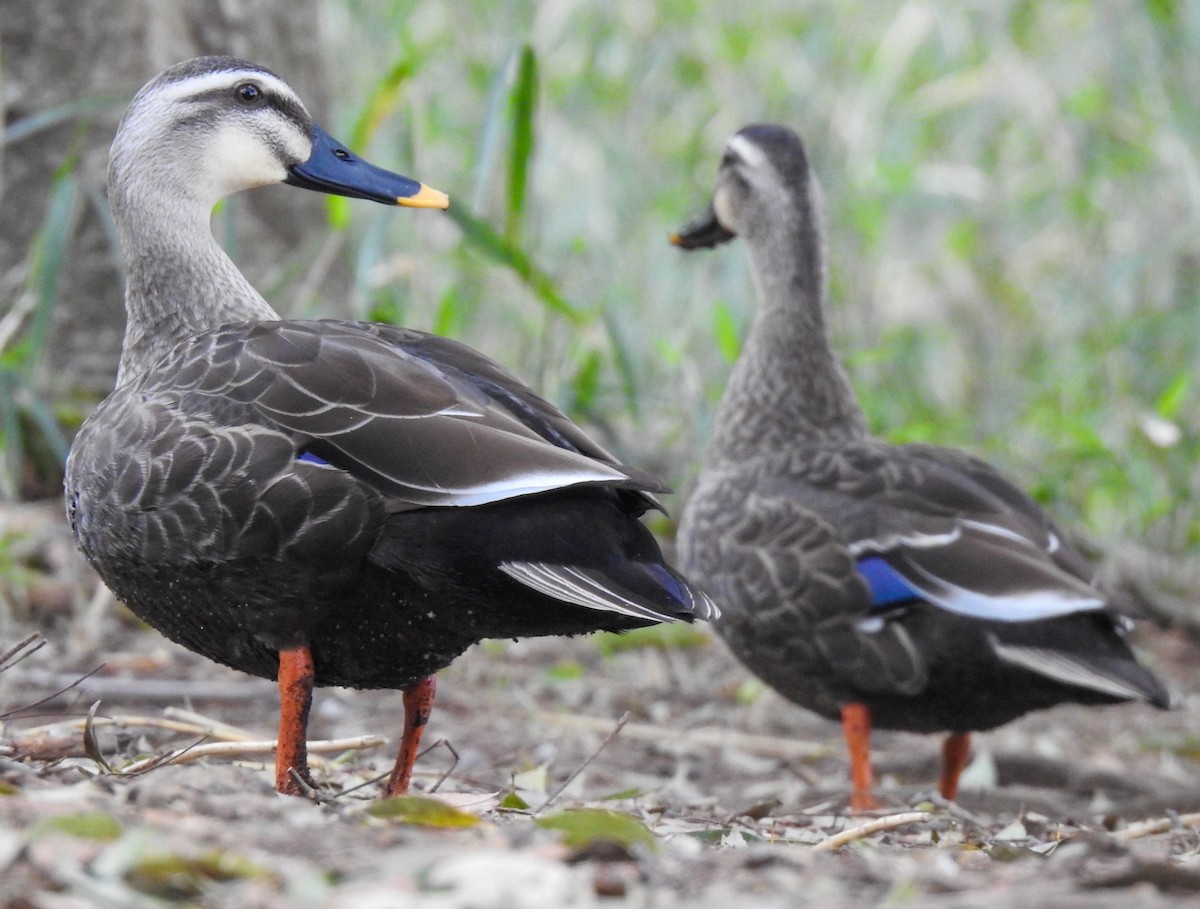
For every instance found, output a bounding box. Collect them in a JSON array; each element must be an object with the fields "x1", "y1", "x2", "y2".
[
  {"x1": 841, "y1": 702, "x2": 879, "y2": 811},
  {"x1": 383, "y1": 675, "x2": 437, "y2": 797},
  {"x1": 939, "y1": 732, "x2": 972, "y2": 801},
  {"x1": 276, "y1": 645, "x2": 316, "y2": 796}
]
